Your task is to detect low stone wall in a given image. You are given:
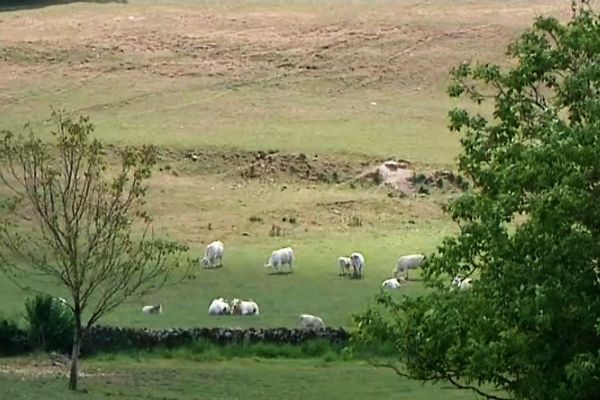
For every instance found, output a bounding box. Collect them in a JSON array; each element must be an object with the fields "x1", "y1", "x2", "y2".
[{"x1": 82, "y1": 325, "x2": 350, "y2": 355}]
